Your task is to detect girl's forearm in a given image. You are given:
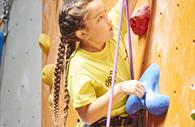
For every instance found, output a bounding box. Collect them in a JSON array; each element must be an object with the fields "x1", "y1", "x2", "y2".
[
  {"x1": 77, "y1": 80, "x2": 144, "y2": 124},
  {"x1": 127, "y1": 0, "x2": 138, "y2": 16},
  {"x1": 118, "y1": 0, "x2": 138, "y2": 16},
  {"x1": 77, "y1": 83, "x2": 126, "y2": 124}
]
